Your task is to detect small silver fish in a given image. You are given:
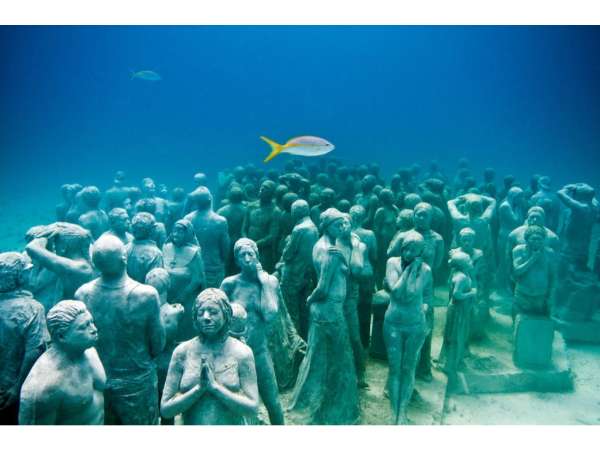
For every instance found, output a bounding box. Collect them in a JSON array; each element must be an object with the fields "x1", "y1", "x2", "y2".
[
  {"x1": 260, "y1": 135, "x2": 335, "y2": 163},
  {"x1": 129, "y1": 70, "x2": 161, "y2": 81}
]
